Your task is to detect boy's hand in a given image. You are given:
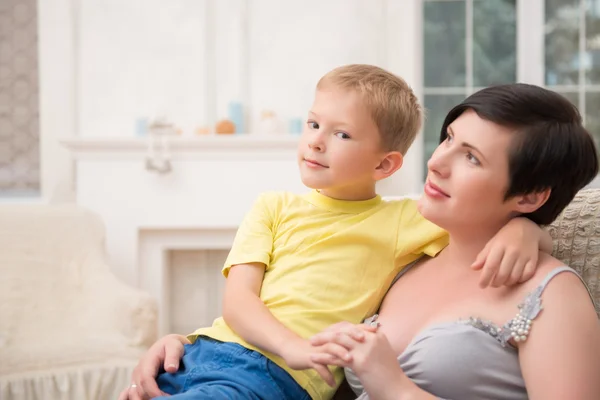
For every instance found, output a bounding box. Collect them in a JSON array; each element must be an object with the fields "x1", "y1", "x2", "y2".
[
  {"x1": 308, "y1": 321, "x2": 377, "y2": 367},
  {"x1": 472, "y1": 217, "x2": 552, "y2": 288},
  {"x1": 309, "y1": 321, "x2": 405, "y2": 398},
  {"x1": 281, "y1": 338, "x2": 337, "y2": 387},
  {"x1": 117, "y1": 334, "x2": 190, "y2": 400}
]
